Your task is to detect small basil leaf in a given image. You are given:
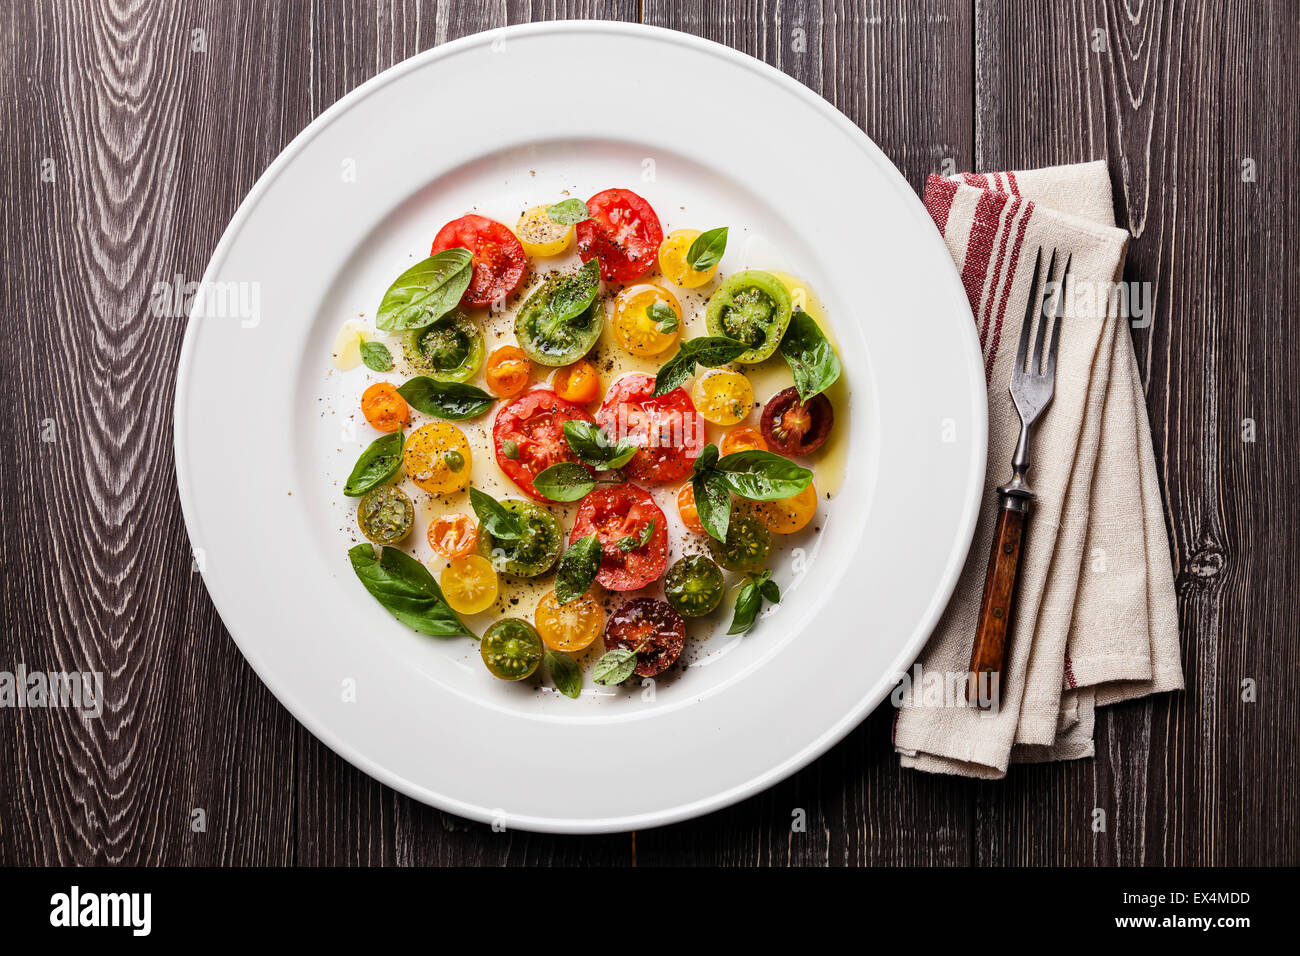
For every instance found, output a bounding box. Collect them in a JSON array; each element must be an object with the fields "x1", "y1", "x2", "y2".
[
  {"x1": 593, "y1": 647, "x2": 638, "y2": 686},
  {"x1": 546, "y1": 258, "x2": 601, "y2": 326},
  {"x1": 502, "y1": 439, "x2": 520, "y2": 460},
  {"x1": 653, "y1": 336, "x2": 750, "y2": 397},
  {"x1": 348, "y1": 544, "x2": 472, "y2": 637},
  {"x1": 693, "y1": 442, "x2": 720, "y2": 476},
  {"x1": 556, "y1": 534, "x2": 601, "y2": 605},
  {"x1": 360, "y1": 340, "x2": 393, "y2": 372},
  {"x1": 647, "y1": 302, "x2": 678, "y2": 336},
  {"x1": 714, "y1": 449, "x2": 814, "y2": 500},
  {"x1": 545, "y1": 650, "x2": 582, "y2": 699},
  {"x1": 396, "y1": 376, "x2": 495, "y2": 420},
  {"x1": 469, "y1": 488, "x2": 524, "y2": 540},
  {"x1": 533, "y1": 462, "x2": 596, "y2": 502},
  {"x1": 376, "y1": 249, "x2": 473, "y2": 331},
  {"x1": 637, "y1": 517, "x2": 656, "y2": 549},
  {"x1": 694, "y1": 470, "x2": 732, "y2": 542},
  {"x1": 779, "y1": 308, "x2": 842, "y2": 403},
  {"x1": 343, "y1": 432, "x2": 404, "y2": 497},
  {"x1": 686, "y1": 226, "x2": 728, "y2": 272},
  {"x1": 562, "y1": 420, "x2": 638, "y2": 470},
  {"x1": 546, "y1": 198, "x2": 590, "y2": 225},
  {"x1": 617, "y1": 518, "x2": 654, "y2": 553},
  {"x1": 727, "y1": 578, "x2": 762, "y2": 635},
  {"x1": 760, "y1": 577, "x2": 781, "y2": 604}
]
